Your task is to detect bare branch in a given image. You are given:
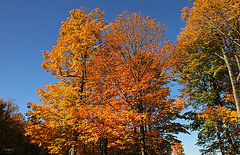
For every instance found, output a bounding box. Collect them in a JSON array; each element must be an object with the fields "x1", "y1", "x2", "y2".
[
  {"x1": 206, "y1": 20, "x2": 240, "y2": 47},
  {"x1": 61, "y1": 74, "x2": 81, "y2": 78},
  {"x1": 237, "y1": 73, "x2": 240, "y2": 83}
]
